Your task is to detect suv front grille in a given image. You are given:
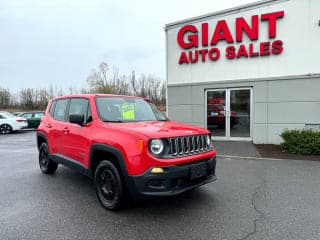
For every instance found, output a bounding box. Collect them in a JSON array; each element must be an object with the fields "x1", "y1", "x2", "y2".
[{"x1": 169, "y1": 135, "x2": 210, "y2": 157}]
